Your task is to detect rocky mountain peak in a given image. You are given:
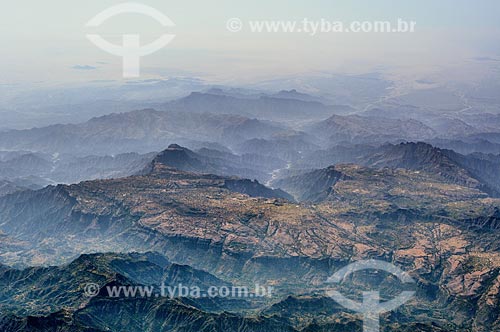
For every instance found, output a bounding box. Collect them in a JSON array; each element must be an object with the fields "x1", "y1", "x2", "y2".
[{"x1": 367, "y1": 142, "x2": 480, "y2": 188}]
